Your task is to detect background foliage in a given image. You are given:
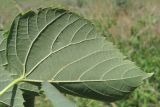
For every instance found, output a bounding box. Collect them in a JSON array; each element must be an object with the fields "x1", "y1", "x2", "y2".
[{"x1": 0, "y1": 0, "x2": 159, "y2": 107}]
